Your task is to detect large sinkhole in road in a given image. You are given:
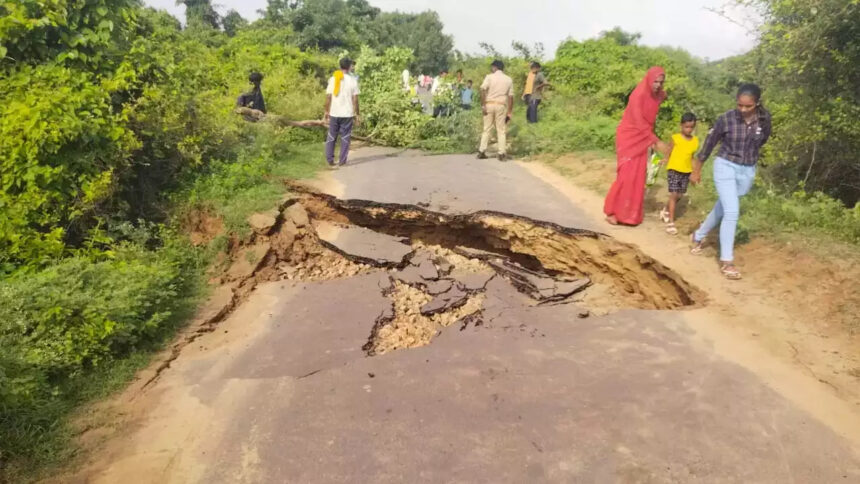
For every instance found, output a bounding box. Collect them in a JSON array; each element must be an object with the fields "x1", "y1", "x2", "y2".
[{"x1": 269, "y1": 187, "x2": 702, "y2": 356}]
